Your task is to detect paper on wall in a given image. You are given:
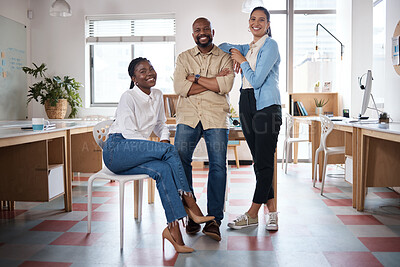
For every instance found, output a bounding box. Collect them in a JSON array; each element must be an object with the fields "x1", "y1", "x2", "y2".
[{"x1": 392, "y1": 35, "x2": 400, "y2": 66}]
